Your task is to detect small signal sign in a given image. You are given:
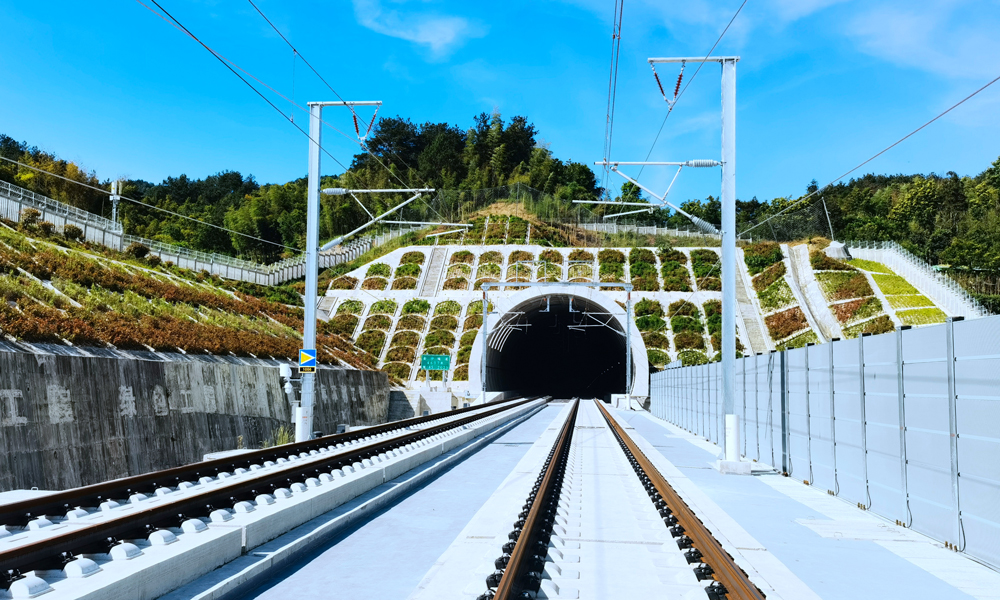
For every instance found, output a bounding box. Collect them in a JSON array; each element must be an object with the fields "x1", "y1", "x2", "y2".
[{"x1": 299, "y1": 349, "x2": 317, "y2": 373}]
